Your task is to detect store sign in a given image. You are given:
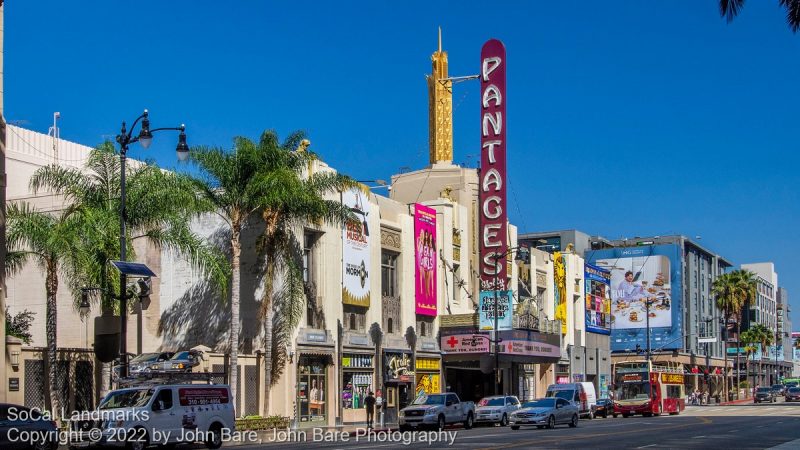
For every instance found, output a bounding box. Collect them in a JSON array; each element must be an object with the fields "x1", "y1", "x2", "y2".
[
  {"x1": 415, "y1": 373, "x2": 441, "y2": 401},
  {"x1": 416, "y1": 357, "x2": 441, "y2": 371},
  {"x1": 342, "y1": 188, "x2": 371, "y2": 307},
  {"x1": 342, "y1": 354, "x2": 373, "y2": 369},
  {"x1": 556, "y1": 376, "x2": 570, "y2": 384},
  {"x1": 441, "y1": 334, "x2": 491, "y2": 354},
  {"x1": 8, "y1": 378, "x2": 19, "y2": 392},
  {"x1": 479, "y1": 290, "x2": 513, "y2": 331},
  {"x1": 479, "y1": 38, "x2": 508, "y2": 292},
  {"x1": 554, "y1": 252, "x2": 567, "y2": 335},
  {"x1": 622, "y1": 373, "x2": 645, "y2": 383},
  {"x1": 585, "y1": 263, "x2": 612, "y2": 335},
  {"x1": 661, "y1": 373, "x2": 684, "y2": 384},
  {"x1": 386, "y1": 352, "x2": 414, "y2": 380},
  {"x1": 414, "y1": 203, "x2": 438, "y2": 316}
]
